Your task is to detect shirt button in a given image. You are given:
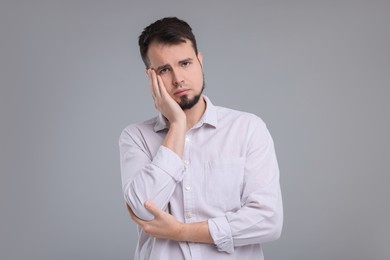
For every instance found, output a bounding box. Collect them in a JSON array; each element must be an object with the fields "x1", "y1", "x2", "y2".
[
  {"x1": 183, "y1": 160, "x2": 190, "y2": 166},
  {"x1": 185, "y1": 185, "x2": 191, "y2": 191},
  {"x1": 185, "y1": 213, "x2": 192, "y2": 219},
  {"x1": 185, "y1": 136, "x2": 191, "y2": 142}
]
